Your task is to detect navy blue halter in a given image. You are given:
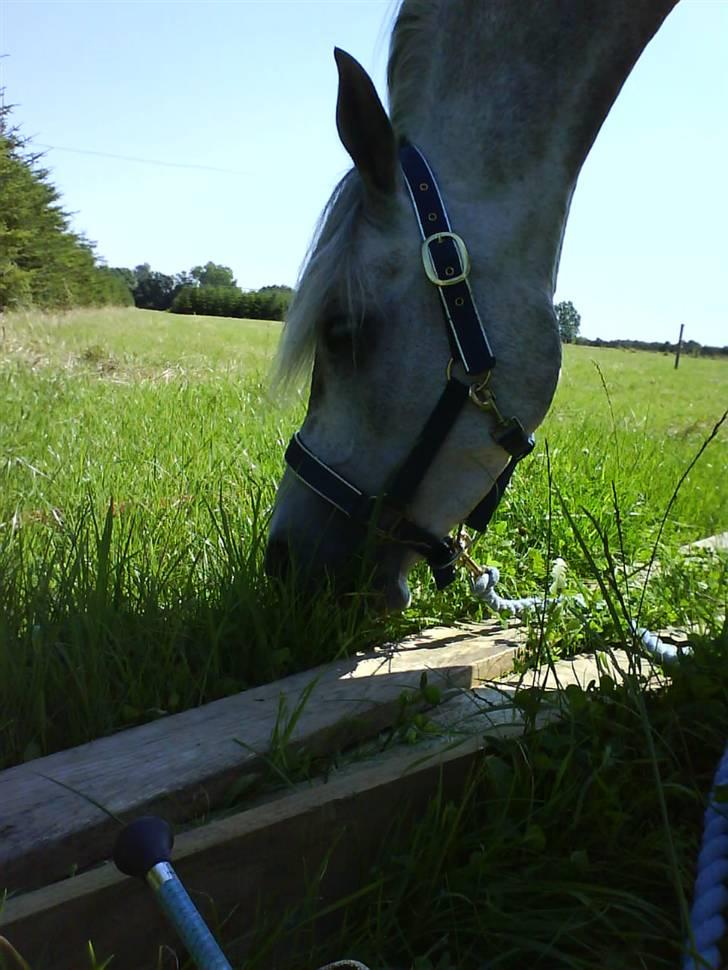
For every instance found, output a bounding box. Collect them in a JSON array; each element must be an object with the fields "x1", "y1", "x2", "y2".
[{"x1": 285, "y1": 144, "x2": 534, "y2": 589}]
